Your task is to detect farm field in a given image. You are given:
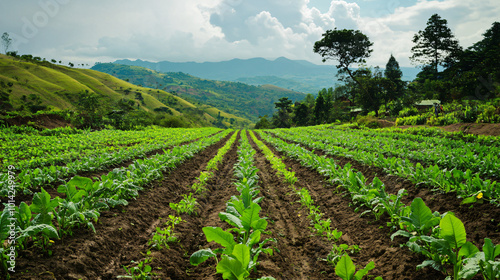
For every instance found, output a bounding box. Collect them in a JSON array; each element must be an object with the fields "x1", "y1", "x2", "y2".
[{"x1": 1, "y1": 126, "x2": 499, "y2": 280}]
